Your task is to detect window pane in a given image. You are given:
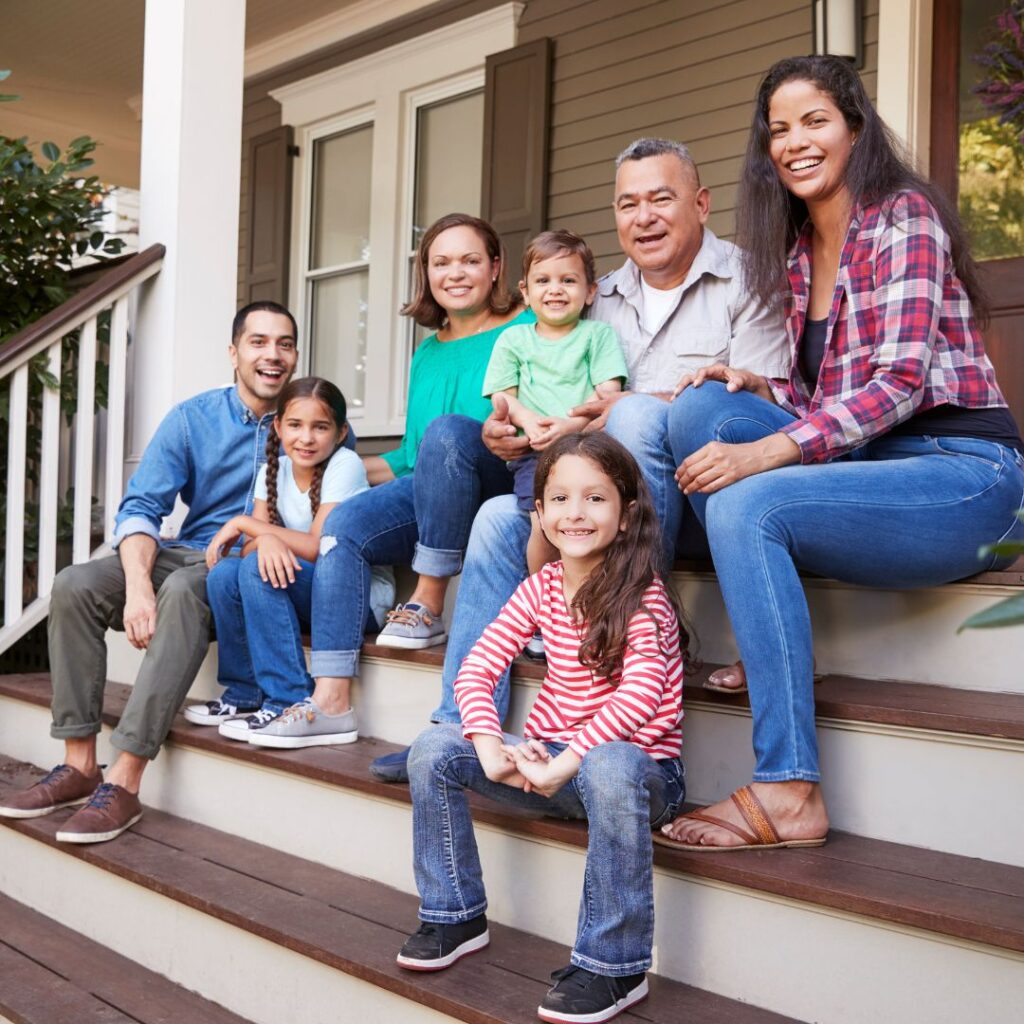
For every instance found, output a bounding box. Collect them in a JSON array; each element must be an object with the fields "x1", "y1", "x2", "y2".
[
  {"x1": 957, "y1": 1, "x2": 1024, "y2": 261},
  {"x1": 310, "y1": 272, "x2": 368, "y2": 411},
  {"x1": 311, "y1": 125, "x2": 373, "y2": 269},
  {"x1": 412, "y1": 91, "x2": 484, "y2": 249}
]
